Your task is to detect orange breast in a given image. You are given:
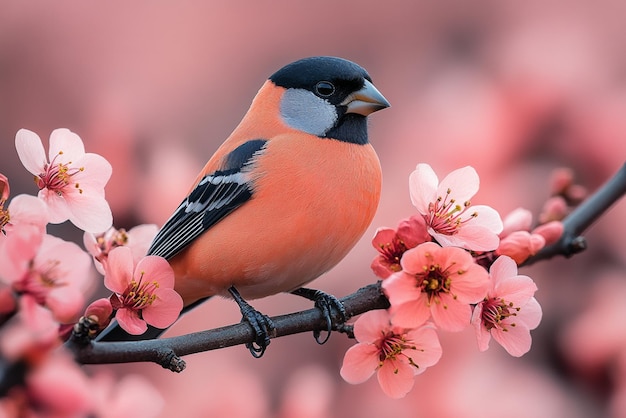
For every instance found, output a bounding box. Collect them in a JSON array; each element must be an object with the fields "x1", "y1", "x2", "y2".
[{"x1": 169, "y1": 135, "x2": 381, "y2": 305}]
